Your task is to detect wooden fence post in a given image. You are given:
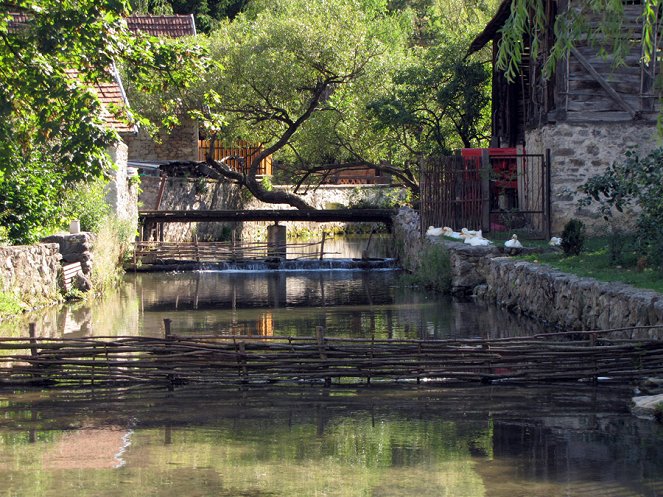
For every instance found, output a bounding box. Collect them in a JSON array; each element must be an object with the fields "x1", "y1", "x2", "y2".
[
  {"x1": 316, "y1": 326, "x2": 331, "y2": 387},
  {"x1": 480, "y1": 149, "x2": 491, "y2": 233},
  {"x1": 164, "y1": 318, "x2": 174, "y2": 390}
]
